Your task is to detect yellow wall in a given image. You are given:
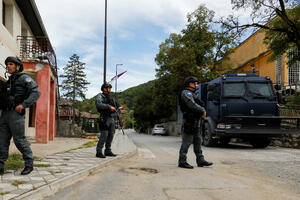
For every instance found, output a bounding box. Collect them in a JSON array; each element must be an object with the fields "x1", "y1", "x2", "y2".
[
  {"x1": 221, "y1": 30, "x2": 269, "y2": 70},
  {"x1": 219, "y1": 29, "x2": 289, "y2": 86},
  {"x1": 237, "y1": 51, "x2": 276, "y2": 81}
]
